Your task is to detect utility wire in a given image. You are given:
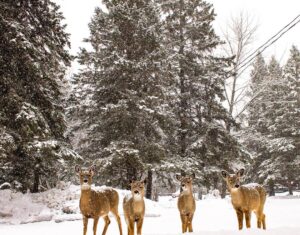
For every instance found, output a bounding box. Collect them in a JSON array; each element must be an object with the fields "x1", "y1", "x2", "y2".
[
  {"x1": 236, "y1": 14, "x2": 300, "y2": 72},
  {"x1": 228, "y1": 14, "x2": 300, "y2": 78},
  {"x1": 235, "y1": 17, "x2": 300, "y2": 80}
]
